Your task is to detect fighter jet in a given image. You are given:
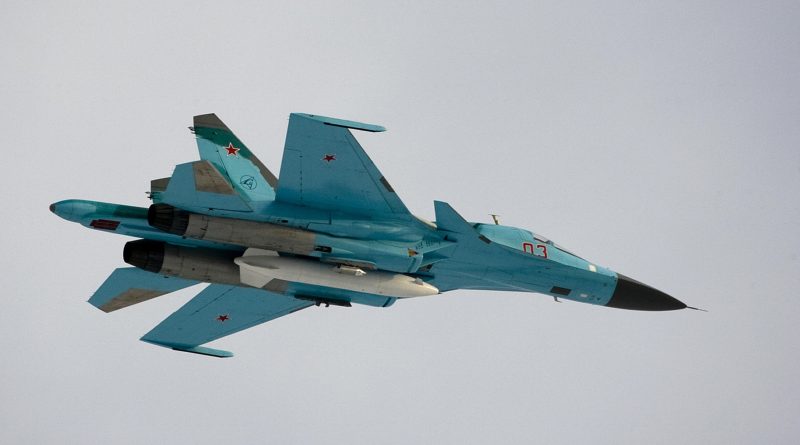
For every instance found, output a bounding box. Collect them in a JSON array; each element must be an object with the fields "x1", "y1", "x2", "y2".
[{"x1": 51, "y1": 113, "x2": 688, "y2": 357}]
